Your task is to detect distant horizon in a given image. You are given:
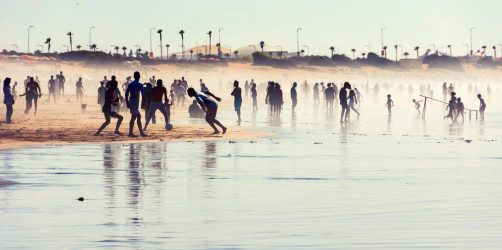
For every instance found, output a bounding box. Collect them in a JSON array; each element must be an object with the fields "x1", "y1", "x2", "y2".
[{"x1": 1, "y1": 0, "x2": 502, "y2": 57}]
